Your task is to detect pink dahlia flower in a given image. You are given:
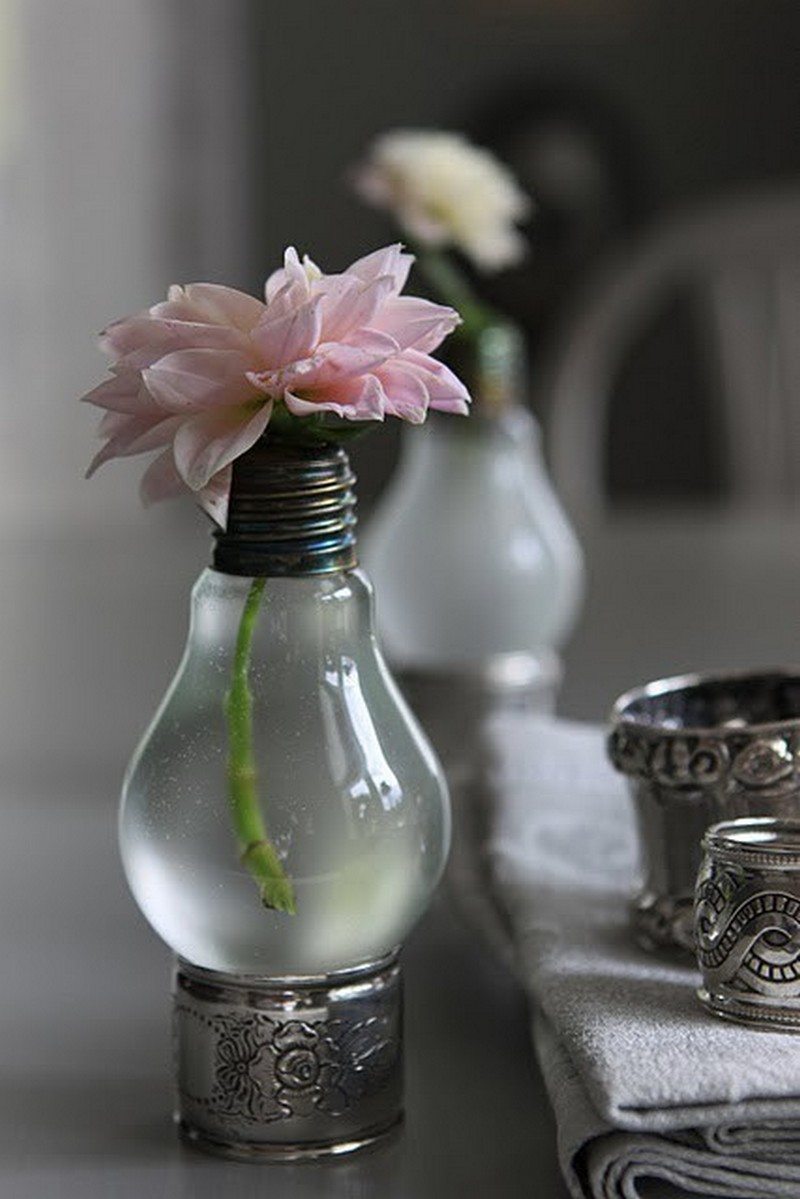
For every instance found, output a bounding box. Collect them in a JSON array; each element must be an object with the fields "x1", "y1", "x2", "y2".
[{"x1": 83, "y1": 244, "x2": 469, "y2": 525}]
